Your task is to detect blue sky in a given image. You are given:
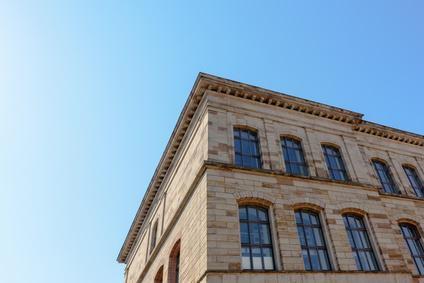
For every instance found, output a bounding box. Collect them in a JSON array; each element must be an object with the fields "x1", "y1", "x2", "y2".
[{"x1": 0, "y1": 1, "x2": 423, "y2": 282}]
